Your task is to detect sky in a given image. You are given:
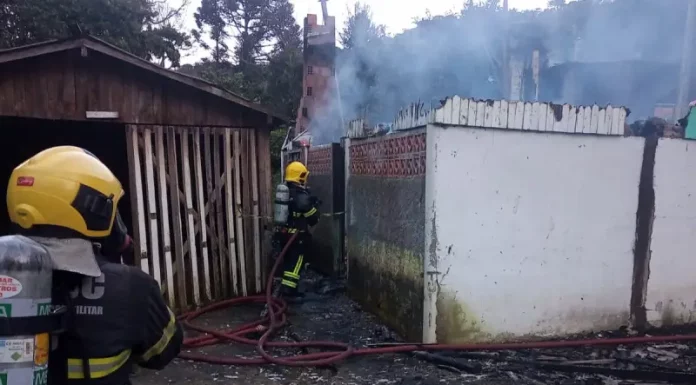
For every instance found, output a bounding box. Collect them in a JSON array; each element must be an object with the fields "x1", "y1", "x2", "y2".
[{"x1": 171, "y1": 0, "x2": 552, "y2": 64}]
